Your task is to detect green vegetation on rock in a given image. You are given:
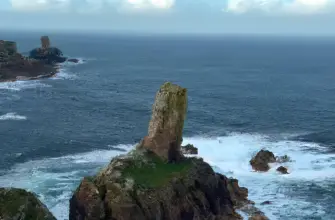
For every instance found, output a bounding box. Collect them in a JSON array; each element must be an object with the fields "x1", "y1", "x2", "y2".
[
  {"x1": 122, "y1": 153, "x2": 193, "y2": 188},
  {"x1": 0, "y1": 188, "x2": 56, "y2": 220}
]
